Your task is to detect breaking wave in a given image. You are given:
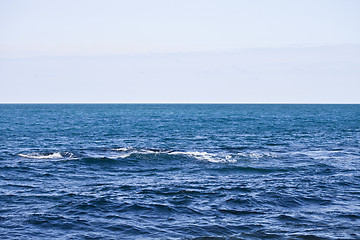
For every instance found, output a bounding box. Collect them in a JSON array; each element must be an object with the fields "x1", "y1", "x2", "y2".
[
  {"x1": 111, "y1": 147, "x2": 276, "y2": 163},
  {"x1": 169, "y1": 151, "x2": 236, "y2": 163},
  {"x1": 18, "y1": 152, "x2": 73, "y2": 159},
  {"x1": 17, "y1": 148, "x2": 278, "y2": 163}
]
